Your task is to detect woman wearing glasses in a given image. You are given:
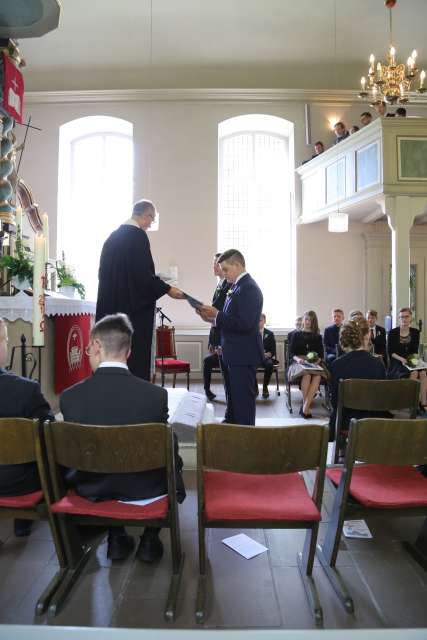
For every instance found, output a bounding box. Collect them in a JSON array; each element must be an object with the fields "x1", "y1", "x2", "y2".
[{"x1": 387, "y1": 307, "x2": 427, "y2": 413}]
